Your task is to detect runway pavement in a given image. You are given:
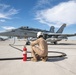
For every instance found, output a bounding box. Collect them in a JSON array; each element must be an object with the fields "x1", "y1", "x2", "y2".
[{"x1": 0, "y1": 39, "x2": 76, "y2": 75}]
